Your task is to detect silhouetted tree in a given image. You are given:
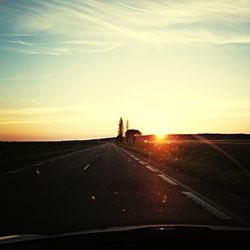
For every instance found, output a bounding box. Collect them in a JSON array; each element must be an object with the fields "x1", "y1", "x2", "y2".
[
  {"x1": 125, "y1": 119, "x2": 129, "y2": 143},
  {"x1": 126, "y1": 119, "x2": 129, "y2": 132},
  {"x1": 117, "y1": 117, "x2": 124, "y2": 143}
]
